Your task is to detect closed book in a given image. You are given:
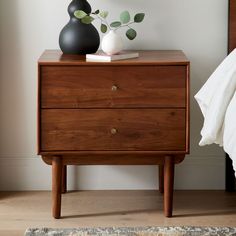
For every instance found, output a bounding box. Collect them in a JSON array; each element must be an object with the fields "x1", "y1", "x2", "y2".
[{"x1": 86, "y1": 51, "x2": 139, "y2": 62}]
